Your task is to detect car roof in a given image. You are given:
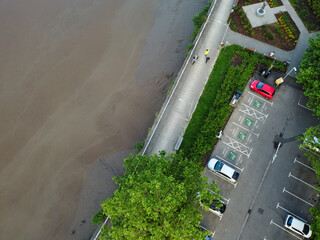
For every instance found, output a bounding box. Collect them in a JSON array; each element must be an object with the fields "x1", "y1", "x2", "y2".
[
  {"x1": 262, "y1": 83, "x2": 274, "y2": 93},
  {"x1": 220, "y1": 164, "x2": 234, "y2": 178},
  {"x1": 291, "y1": 217, "x2": 306, "y2": 232}
]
